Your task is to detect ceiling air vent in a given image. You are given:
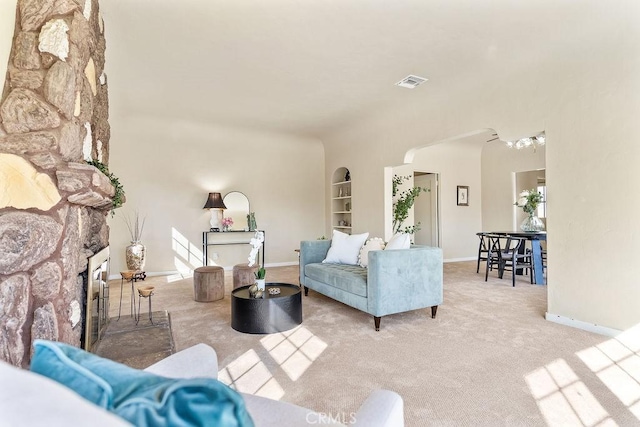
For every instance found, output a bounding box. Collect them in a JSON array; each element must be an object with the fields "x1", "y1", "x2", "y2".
[{"x1": 395, "y1": 75, "x2": 428, "y2": 89}]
